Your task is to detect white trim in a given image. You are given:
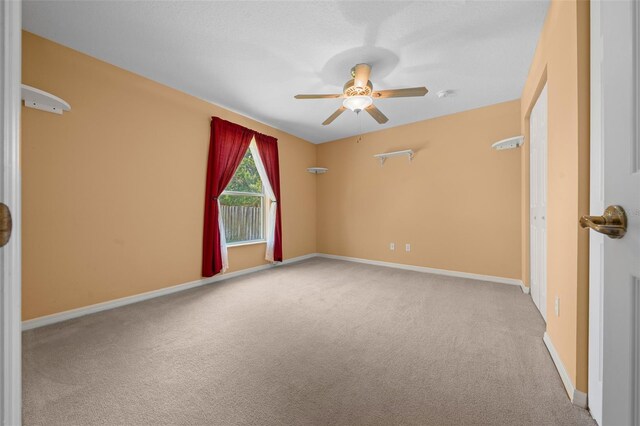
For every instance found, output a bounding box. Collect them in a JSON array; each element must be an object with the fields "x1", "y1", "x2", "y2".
[
  {"x1": 543, "y1": 332, "x2": 588, "y2": 408},
  {"x1": 276, "y1": 253, "x2": 317, "y2": 264},
  {"x1": 21, "y1": 252, "x2": 526, "y2": 333},
  {"x1": 227, "y1": 239, "x2": 266, "y2": 248},
  {"x1": 2, "y1": 0, "x2": 22, "y2": 424},
  {"x1": 221, "y1": 190, "x2": 263, "y2": 197},
  {"x1": 22, "y1": 253, "x2": 314, "y2": 331},
  {"x1": 588, "y1": 2, "x2": 606, "y2": 422},
  {"x1": 634, "y1": 279, "x2": 640, "y2": 426},
  {"x1": 316, "y1": 253, "x2": 527, "y2": 291}
]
